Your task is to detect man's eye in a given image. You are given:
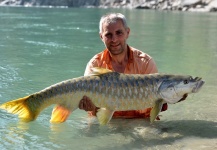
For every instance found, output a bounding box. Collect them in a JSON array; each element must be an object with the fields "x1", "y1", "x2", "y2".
[
  {"x1": 105, "y1": 33, "x2": 112, "y2": 38},
  {"x1": 116, "y1": 31, "x2": 123, "y2": 35}
]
